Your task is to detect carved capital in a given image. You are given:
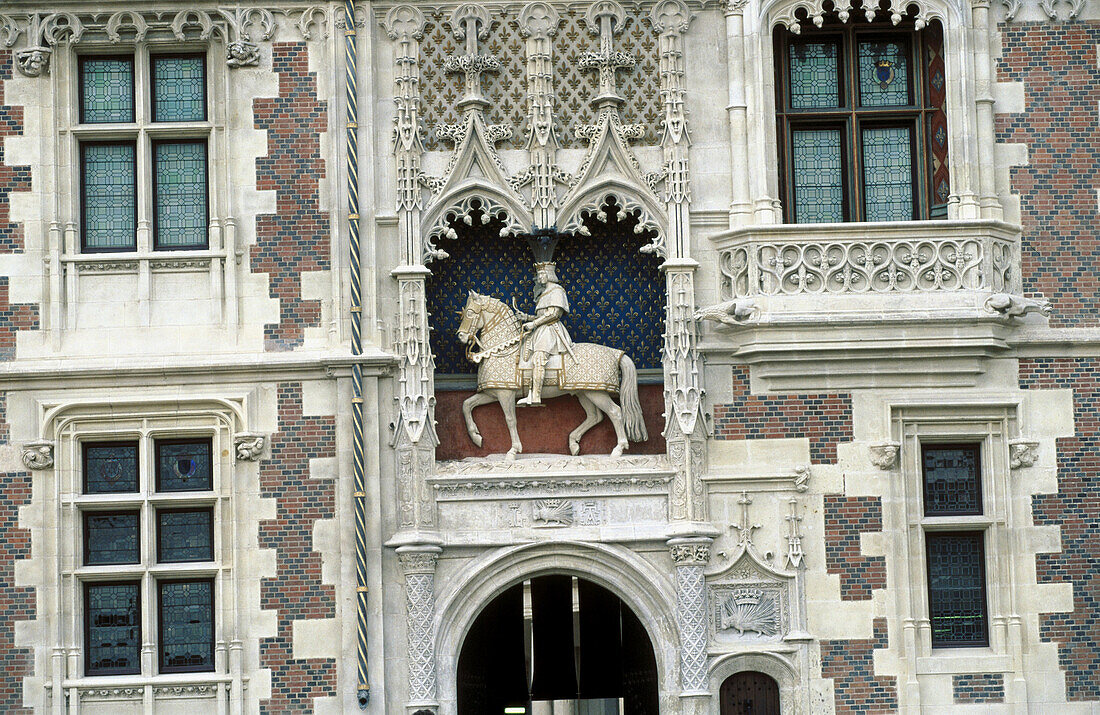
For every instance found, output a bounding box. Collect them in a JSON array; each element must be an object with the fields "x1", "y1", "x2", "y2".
[
  {"x1": 397, "y1": 546, "x2": 441, "y2": 574},
  {"x1": 869, "y1": 441, "x2": 901, "y2": 469},
  {"x1": 234, "y1": 433, "x2": 266, "y2": 461},
  {"x1": 669, "y1": 539, "x2": 711, "y2": 565},
  {"x1": 21, "y1": 441, "x2": 53, "y2": 470},
  {"x1": 1009, "y1": 440, "x2": 1039, "y2": 469}
]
